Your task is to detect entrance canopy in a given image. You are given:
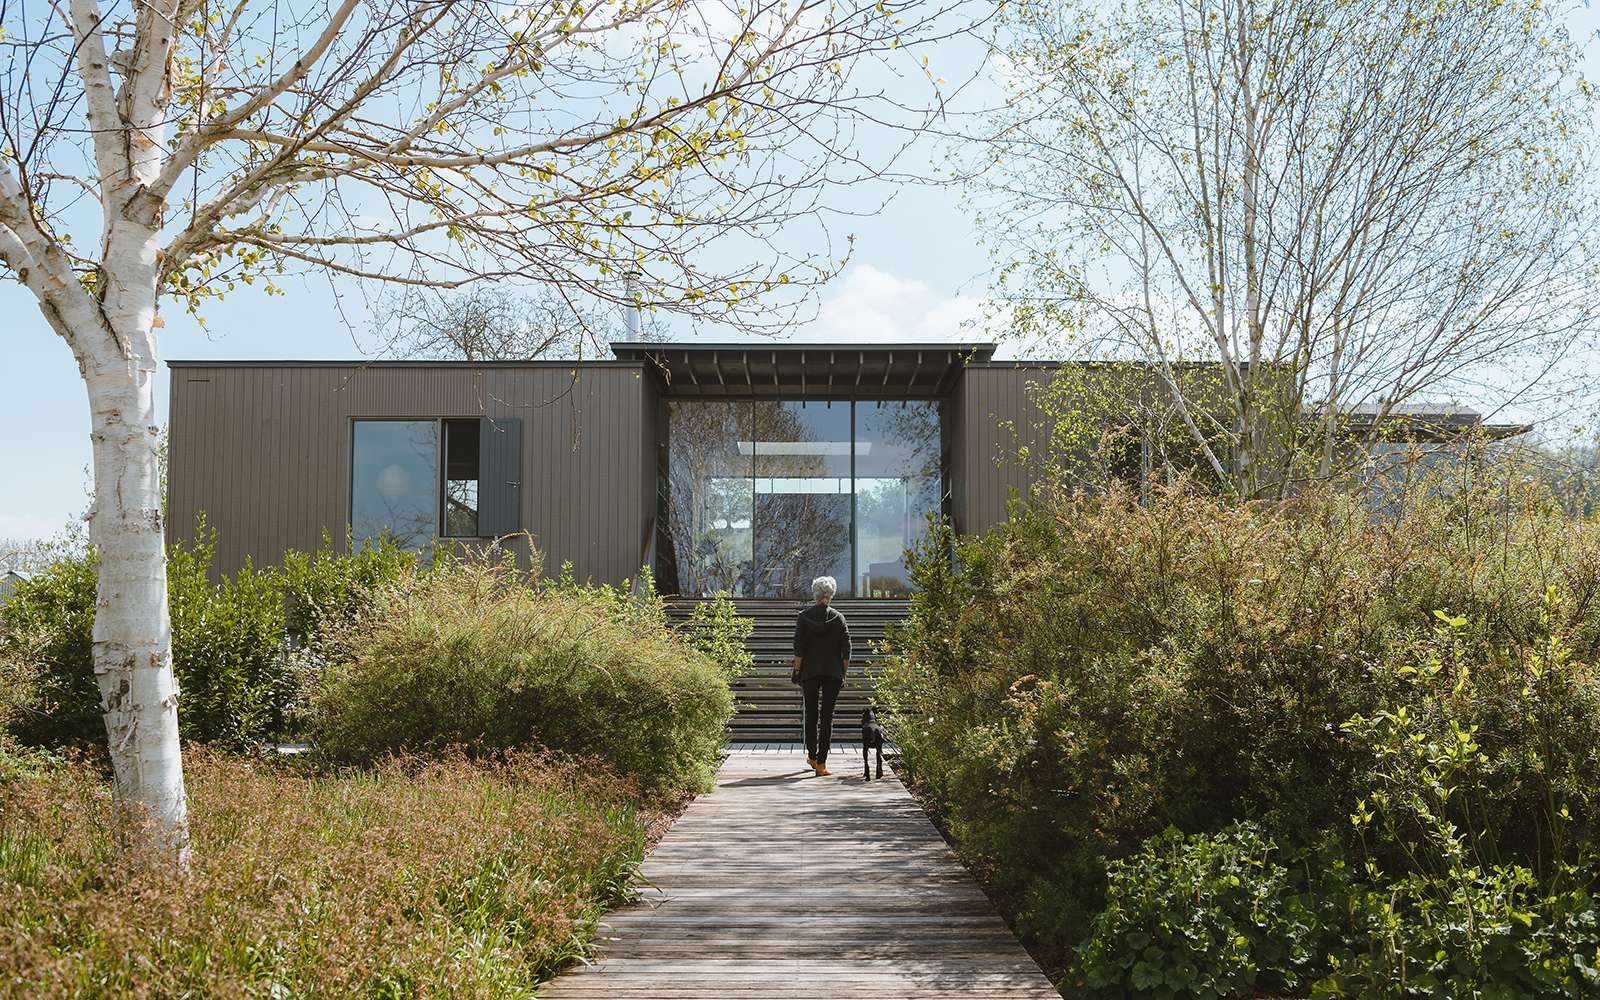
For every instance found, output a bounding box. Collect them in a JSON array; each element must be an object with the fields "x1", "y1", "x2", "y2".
[{"x1": 611, "y1": 342, "x2": 996, "y2": 398}]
